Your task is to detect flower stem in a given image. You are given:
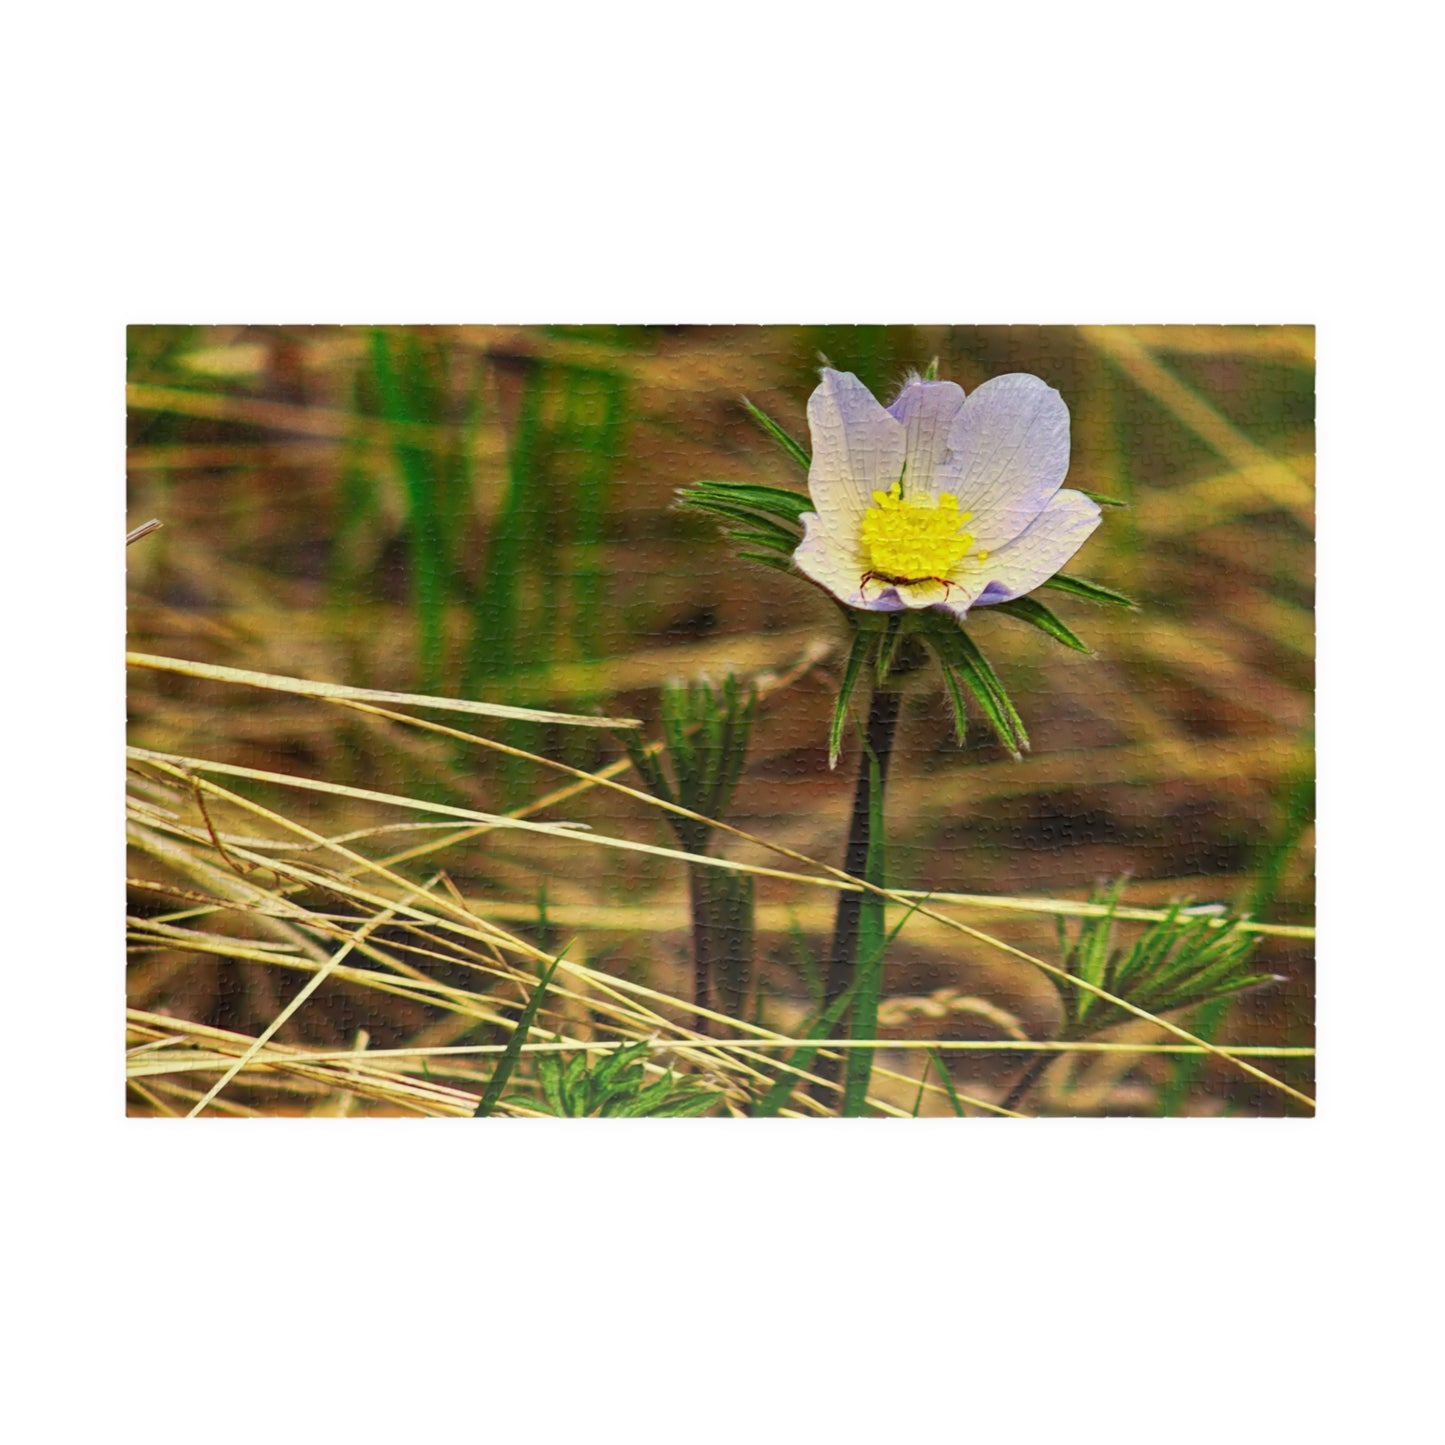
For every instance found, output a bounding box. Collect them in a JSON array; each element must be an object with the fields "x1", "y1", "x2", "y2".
[{"x1": 815, "y1": 686, "x2": 901, "y2": 1102}]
